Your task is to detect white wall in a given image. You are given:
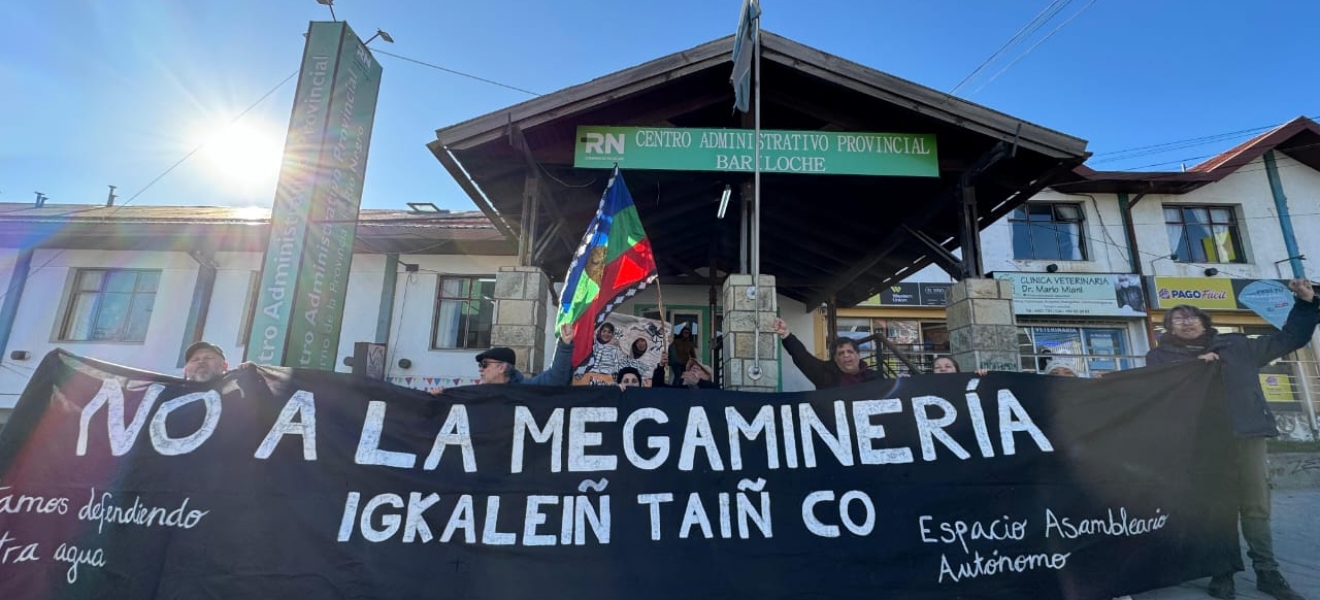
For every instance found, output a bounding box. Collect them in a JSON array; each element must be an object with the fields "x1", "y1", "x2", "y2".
[
  {"x1": 776, "y1": 296, "x2": 815, "y2": 392},
  {"x1": 0, "y1": 250, "x2": 203, "y2": 406},
  {"x1": 335, "y1": 254, "x2": 387, "y2": 373},
  {"x1": 381, "y1": 254, "x2": 517, "y2": 387},
  {"x1": 1135, "y1": 158, "x2": 1294, "y2": 279},
  {"x1": 0, "y1": 249, "x2": 530, "y2": 400},
  {"x1": 980, "y1": 190, "x2": 1133, "y2": 275},
  {"x1": 0, "y1": 249, "x2": 818, "y2": 398},
  {"x1": 202, "y1": 251, "x2": 261, "y2": 366},
  {"x1": 1272, "y1": 152, "x2": 1320, "y2": 279}
]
